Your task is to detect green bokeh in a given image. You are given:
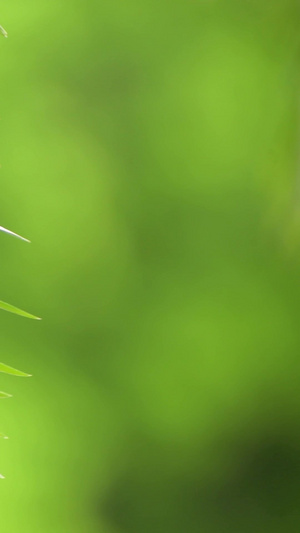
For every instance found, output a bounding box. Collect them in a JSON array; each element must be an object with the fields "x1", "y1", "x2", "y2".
[{"x1": 0, "y1": 1, "x2": 300, "y2": 532}]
